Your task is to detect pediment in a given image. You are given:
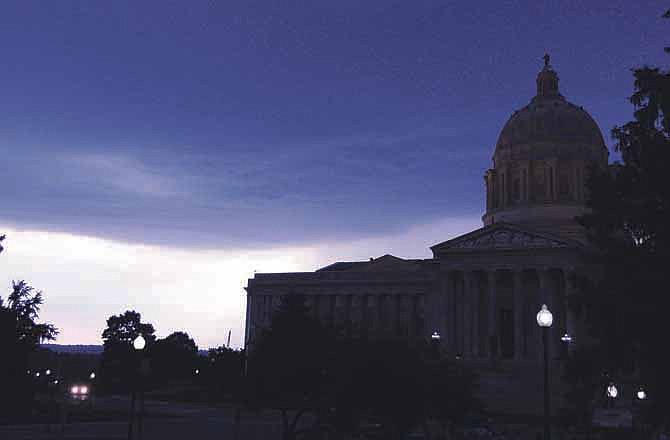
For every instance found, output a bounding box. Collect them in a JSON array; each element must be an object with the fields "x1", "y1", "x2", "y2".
[
  {"x1": 358, "y1": 254, "x2": 422, "y2": 272},
  {"x1": 431, "y1": 223, "x2": 579, "y2": 254}
]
